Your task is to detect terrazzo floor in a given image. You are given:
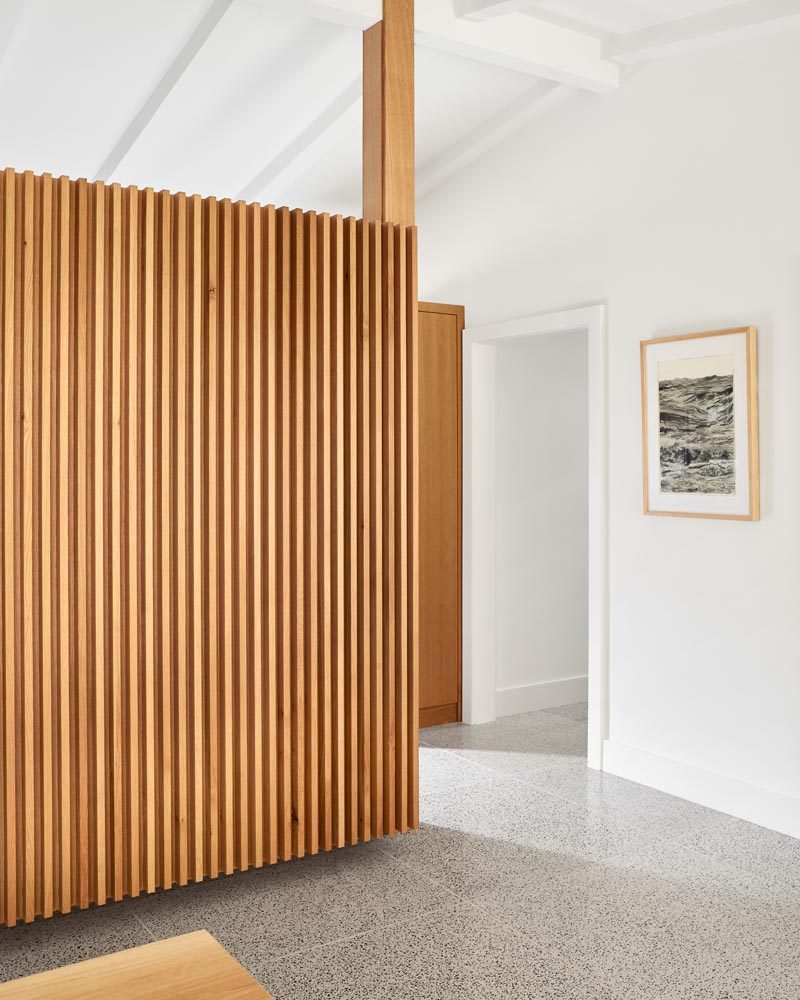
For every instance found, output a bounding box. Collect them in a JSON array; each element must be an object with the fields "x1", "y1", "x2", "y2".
[{"x1": 2, "y1": 703, "x2": 799, "y2": 998}]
